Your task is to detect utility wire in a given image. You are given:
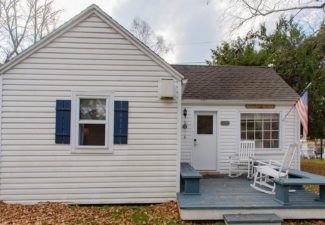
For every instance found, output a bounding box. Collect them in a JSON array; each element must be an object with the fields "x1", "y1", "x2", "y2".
[
  {"x1": 176, "y1": 61, "x2": 207, "y2": 64},
  {"x1": 173, "y1": 41, "x2": 219, "y2": 46}
]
